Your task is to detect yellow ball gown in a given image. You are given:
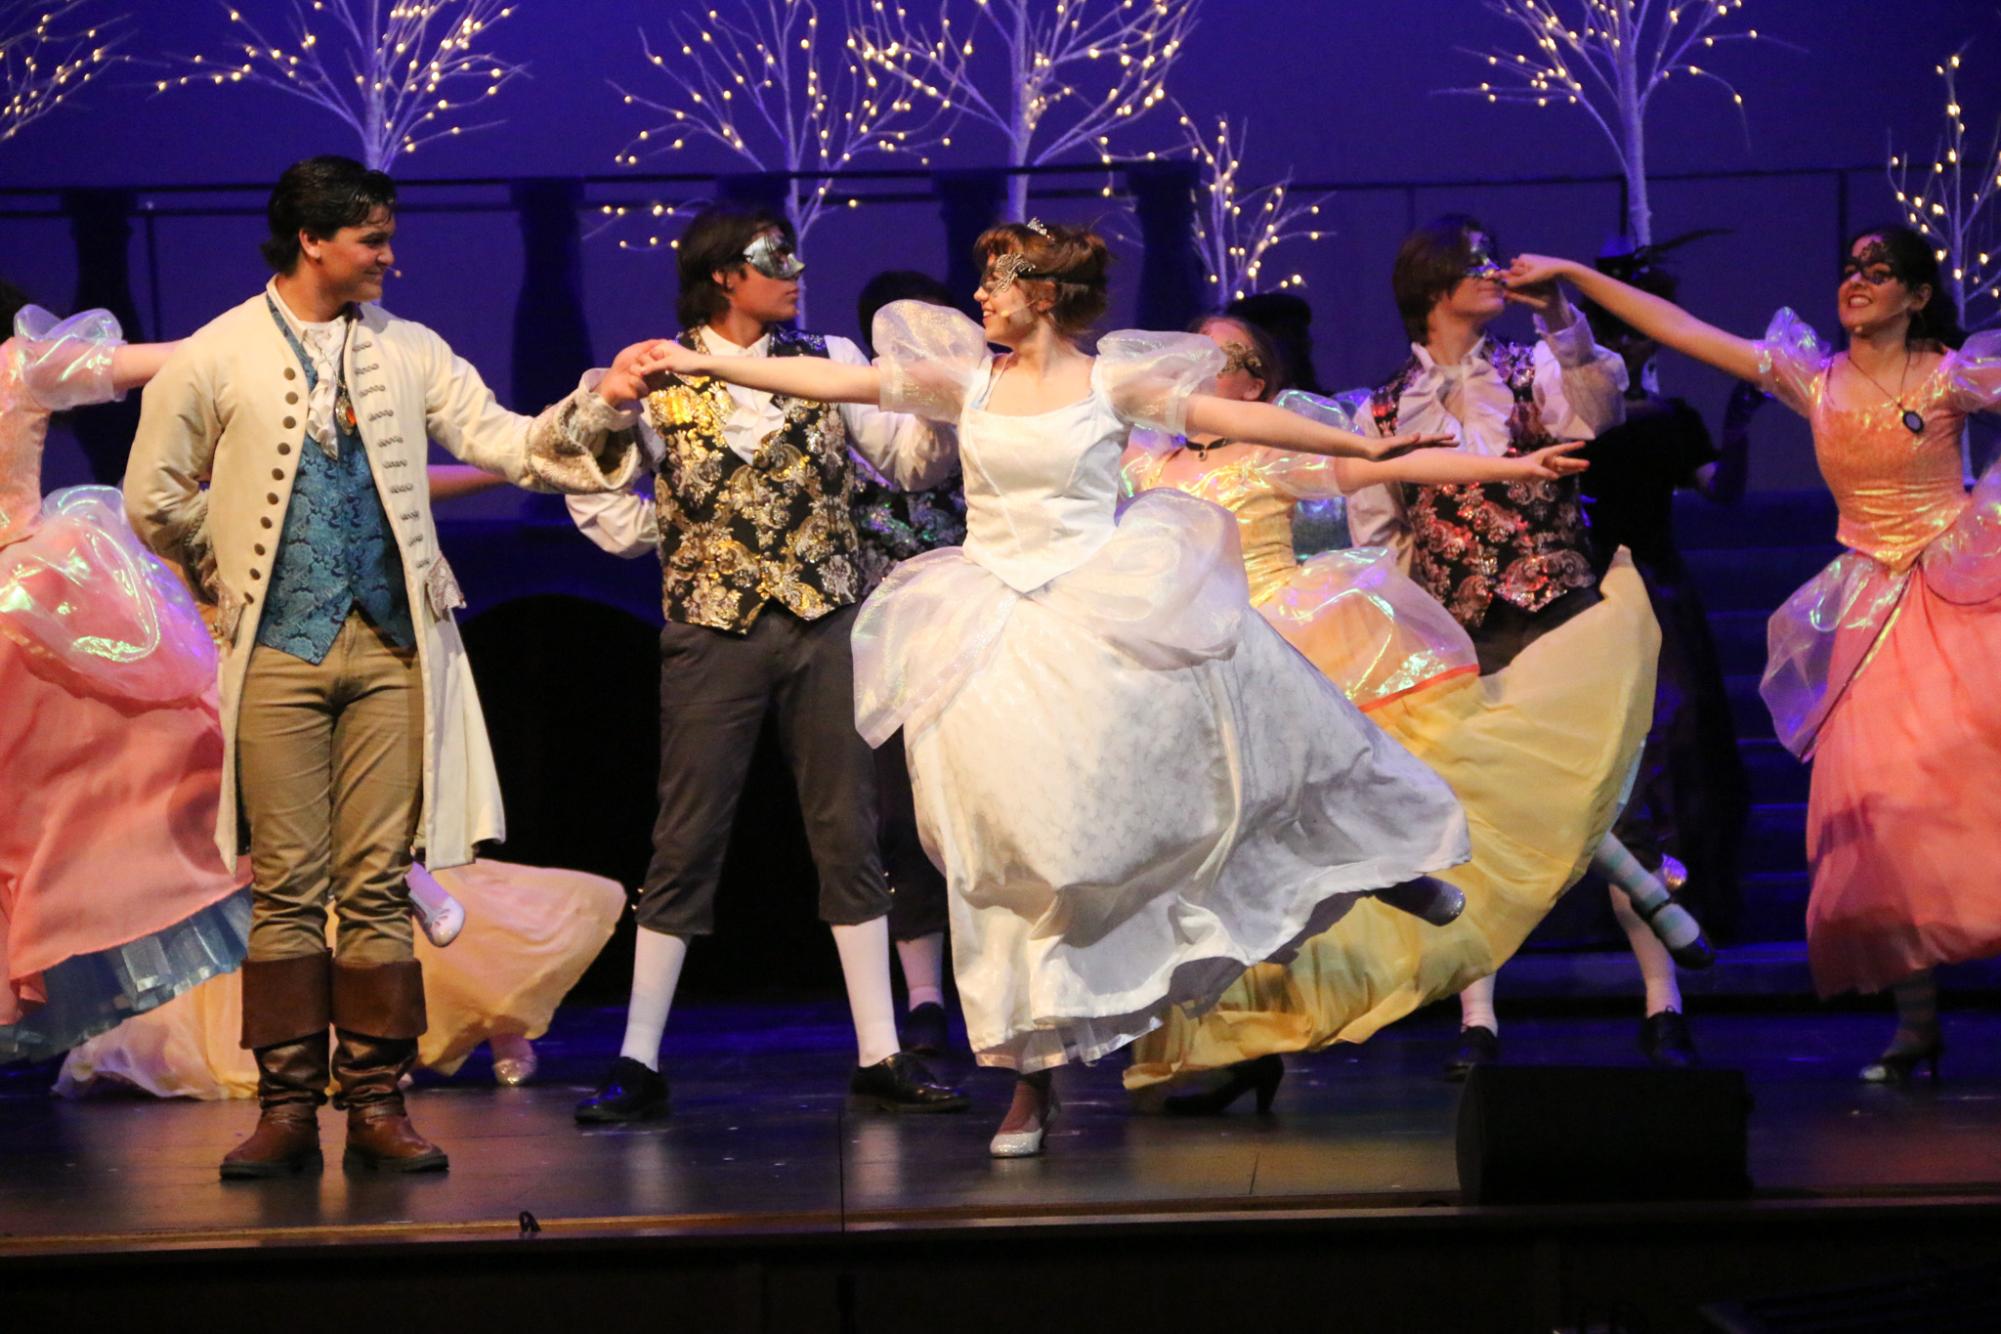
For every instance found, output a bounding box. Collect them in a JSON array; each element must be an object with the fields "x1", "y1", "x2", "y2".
[{"x1": 1119, "y1": 438, "x2": 1658, "y2": 1088}]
